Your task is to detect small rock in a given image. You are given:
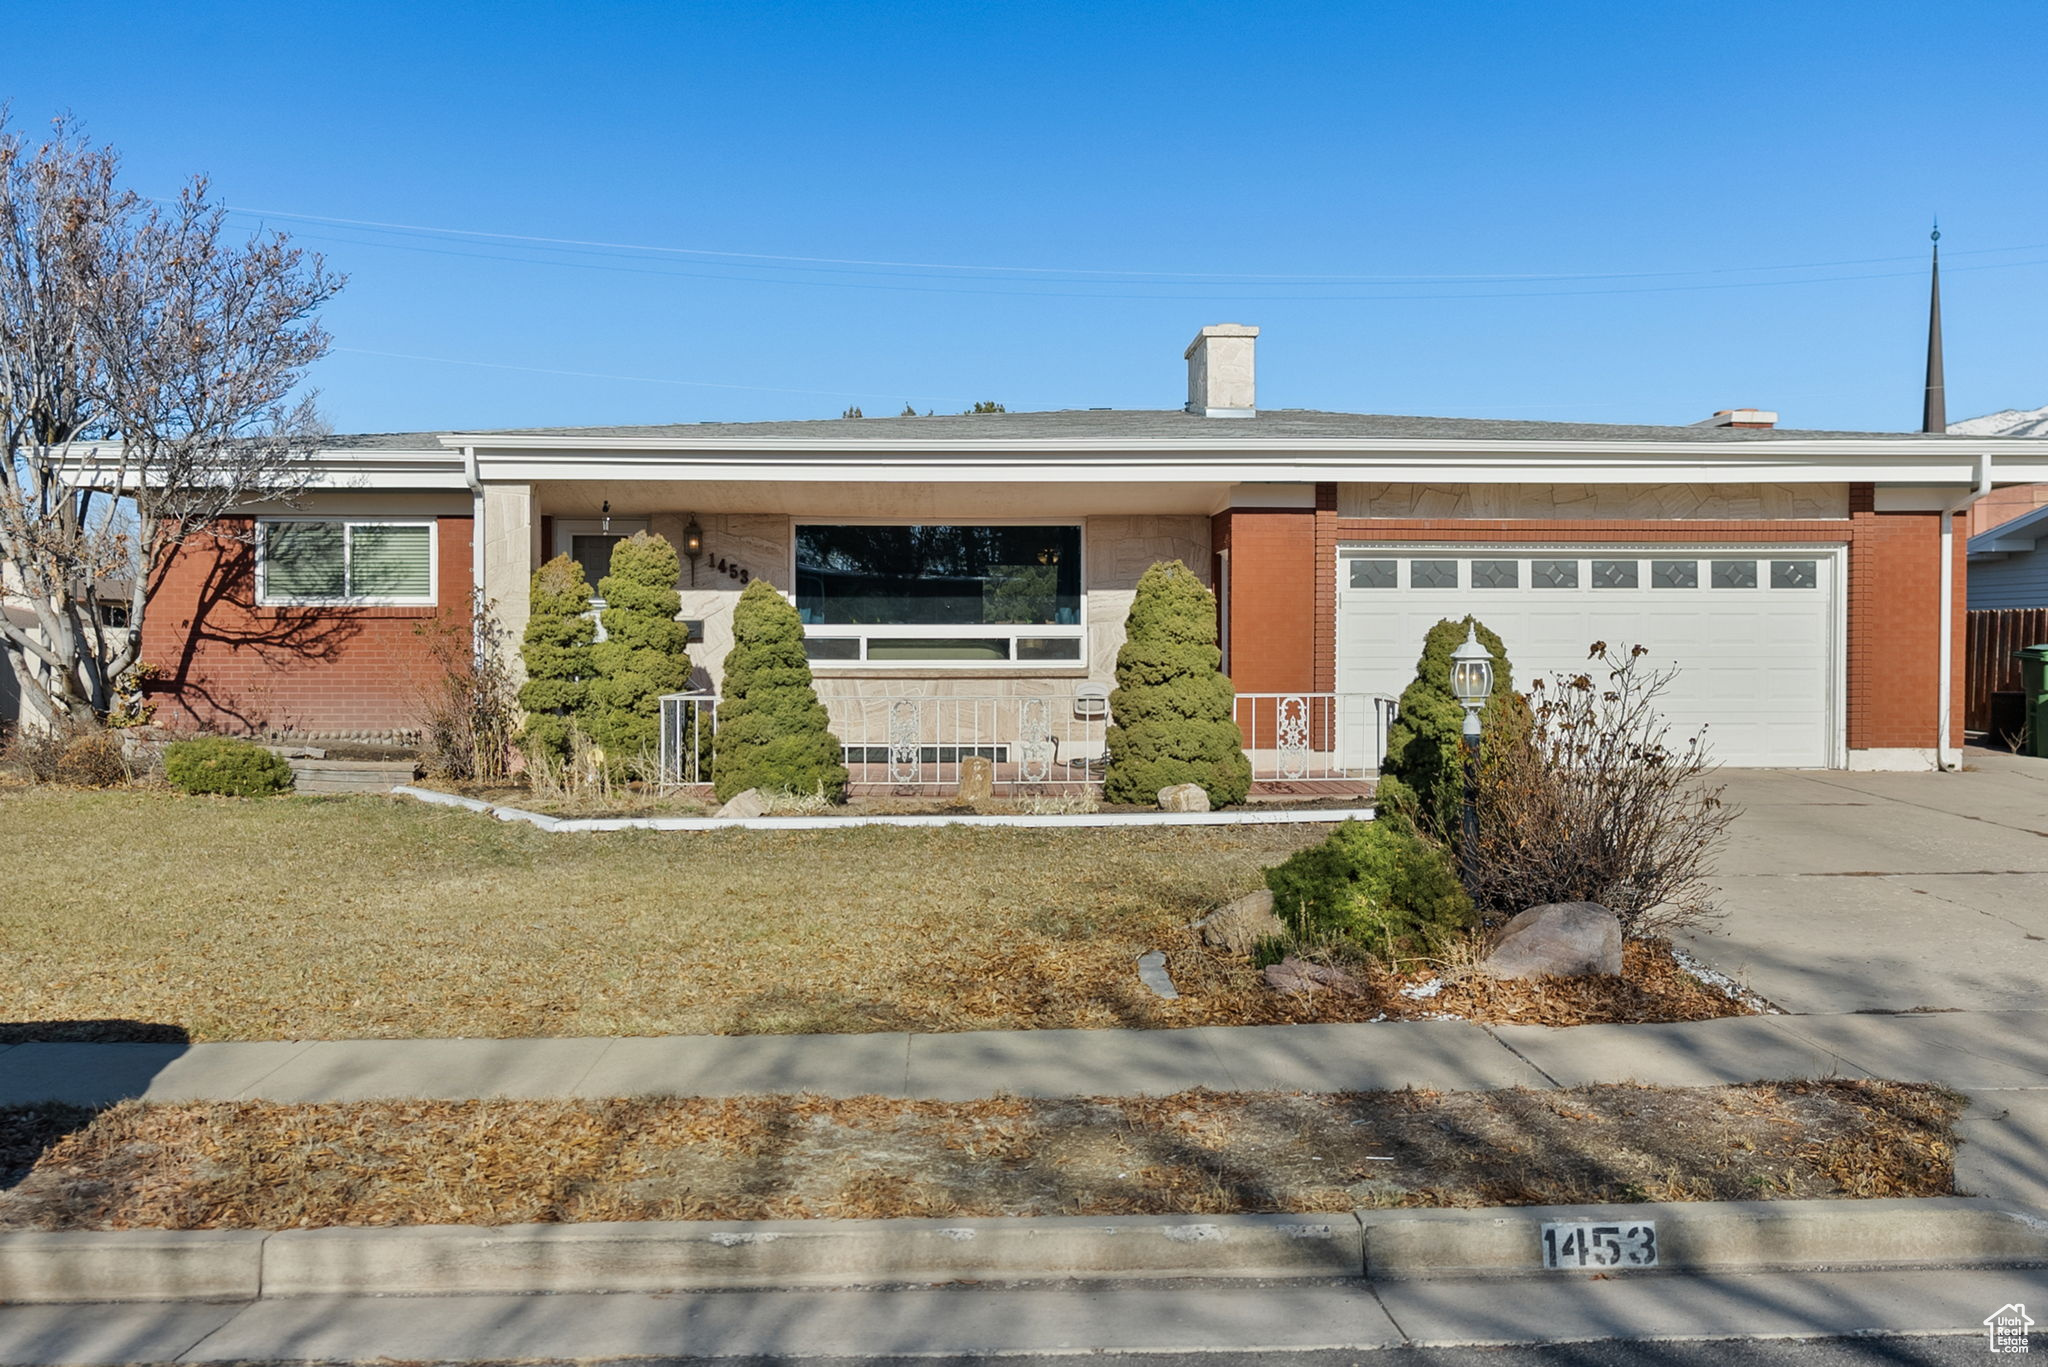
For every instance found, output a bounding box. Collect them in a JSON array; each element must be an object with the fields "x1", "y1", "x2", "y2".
[
  {"x1": 716, "y1": 788, "x2": 770, "y2": 819},
  {"x1": 1262, "y1": 955, "x2": 1368, "y2": 998},
  {"x1": 1136, "y1": 949, "x2": 1180, "y2": 999},
  {"x1": 1157, "y1": 783, "x2": 1211, "y2": 813},
  {"x1": 1483, "y1": 901, "x2": 1624, "y2": 979},
  {"x1": 955, "y1": 755, "x2": 995, "y2": 803},
  {"x1": 1192, "y1": 889, "x2": 1285, "y2": 956}
]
